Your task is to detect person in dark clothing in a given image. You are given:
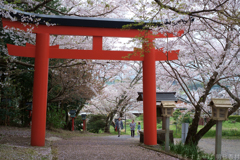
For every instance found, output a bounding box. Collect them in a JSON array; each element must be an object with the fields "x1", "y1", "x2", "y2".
[
  {"x1": 115, "y1": 117, "x2": 123, "y2": 137},
  {"x1": 130, "y1": 120, "x2": 136, "y2": 137}
]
